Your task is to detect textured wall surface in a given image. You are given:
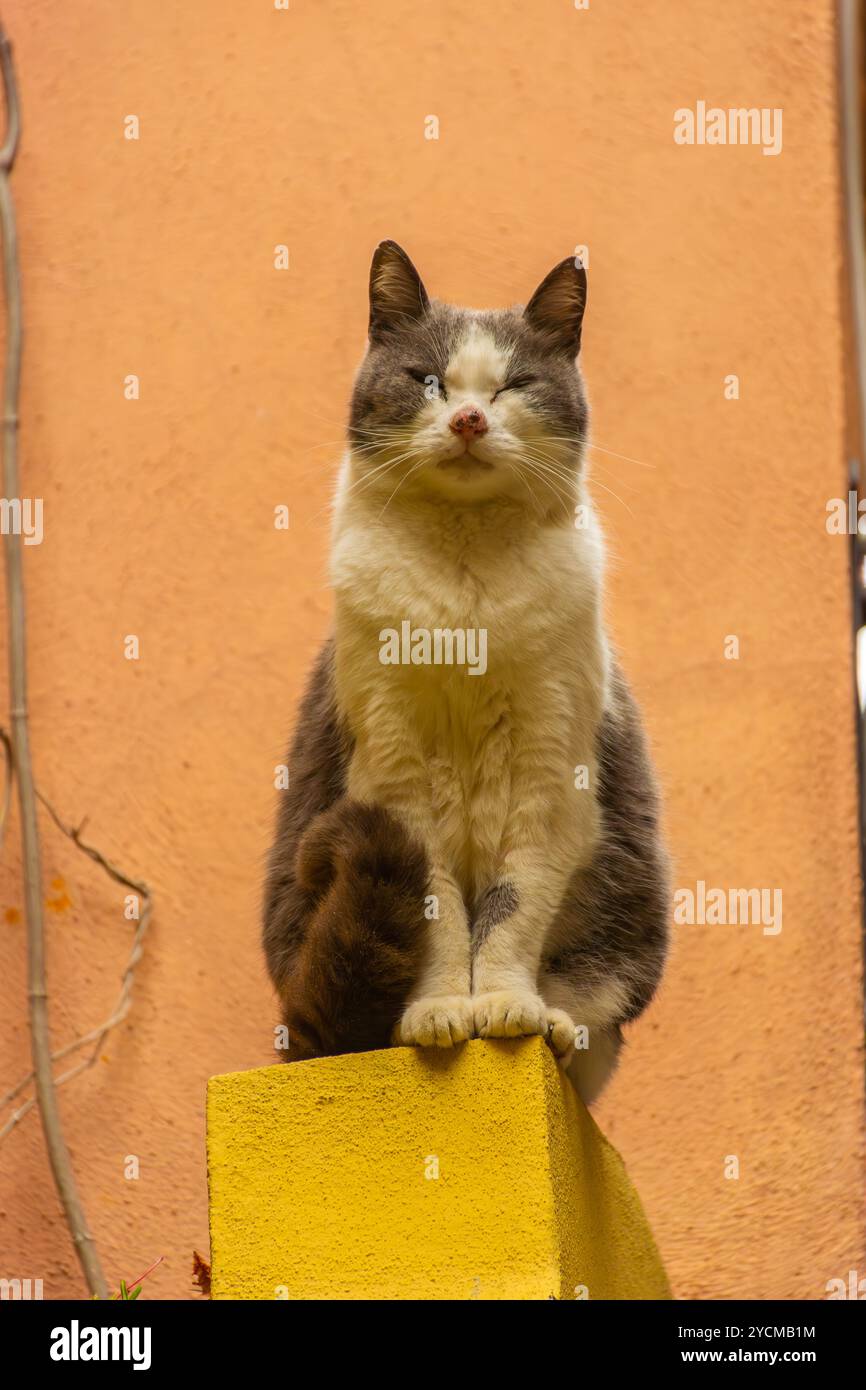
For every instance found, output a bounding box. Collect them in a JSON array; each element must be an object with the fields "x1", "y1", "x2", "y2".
[
  {"x1": 0, "y1": 0, "x2": 863, "y2": 1300},
  {"x1": 207, "y1": 1039, "x2": 671, "y2": 1300}
]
